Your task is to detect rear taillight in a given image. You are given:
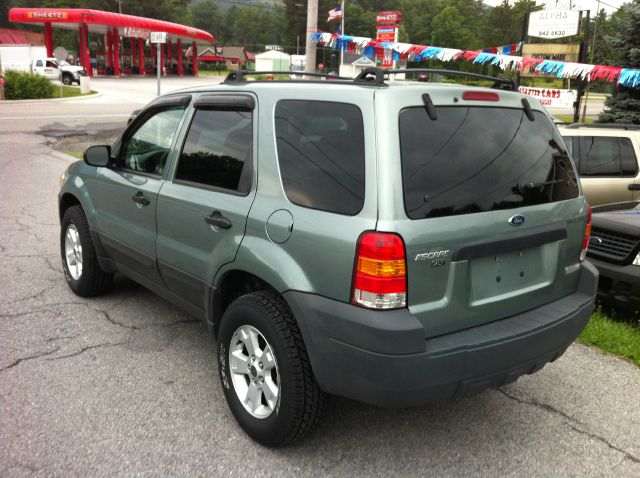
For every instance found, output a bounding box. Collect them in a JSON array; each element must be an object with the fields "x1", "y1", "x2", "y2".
[
  {"x1": 352, "y1": 232, "x2": 407, "y2": 309},
  {"x1": 462, "y1": 91, "x2": 499, "y2": 101},
  {"x1": 580, "y1": 205, "x2": 592, "y2": 262}
]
